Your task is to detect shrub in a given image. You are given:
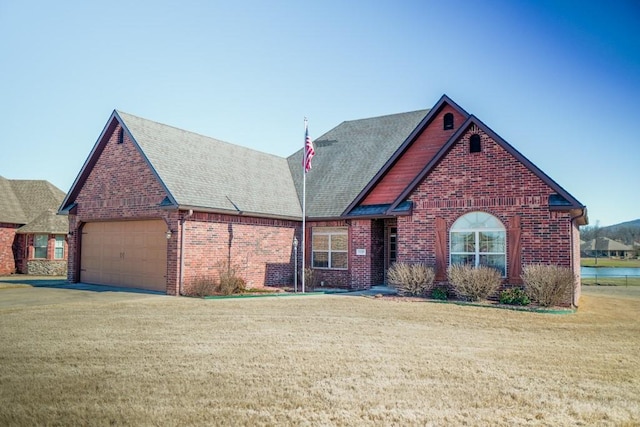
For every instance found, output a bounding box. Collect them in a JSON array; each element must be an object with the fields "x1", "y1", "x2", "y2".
[
  {"x1": 431, "y1": 286, "x2": 449, "y2": 301},
  {"x1": 447, "y1": 264, "x2": 501, "y2": 301},
  {"x1": 499, "y1": 287, "x2": 530, "y2": 306},
  {"x1": 303, "y1": 267, "x2": 318, "y2": 291},
  {"x1": 186, "y1": 276, "x2": 218, "y2": 297},
  {"x1": 217, "y1": 262, "x2": 246, "y2": 295},
  {"x1": 387, "y1": 262, "x2": 435, "y2": 297},
  {"x1": 521, "y1": 264, "x2": 575, "y2": 307}
]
